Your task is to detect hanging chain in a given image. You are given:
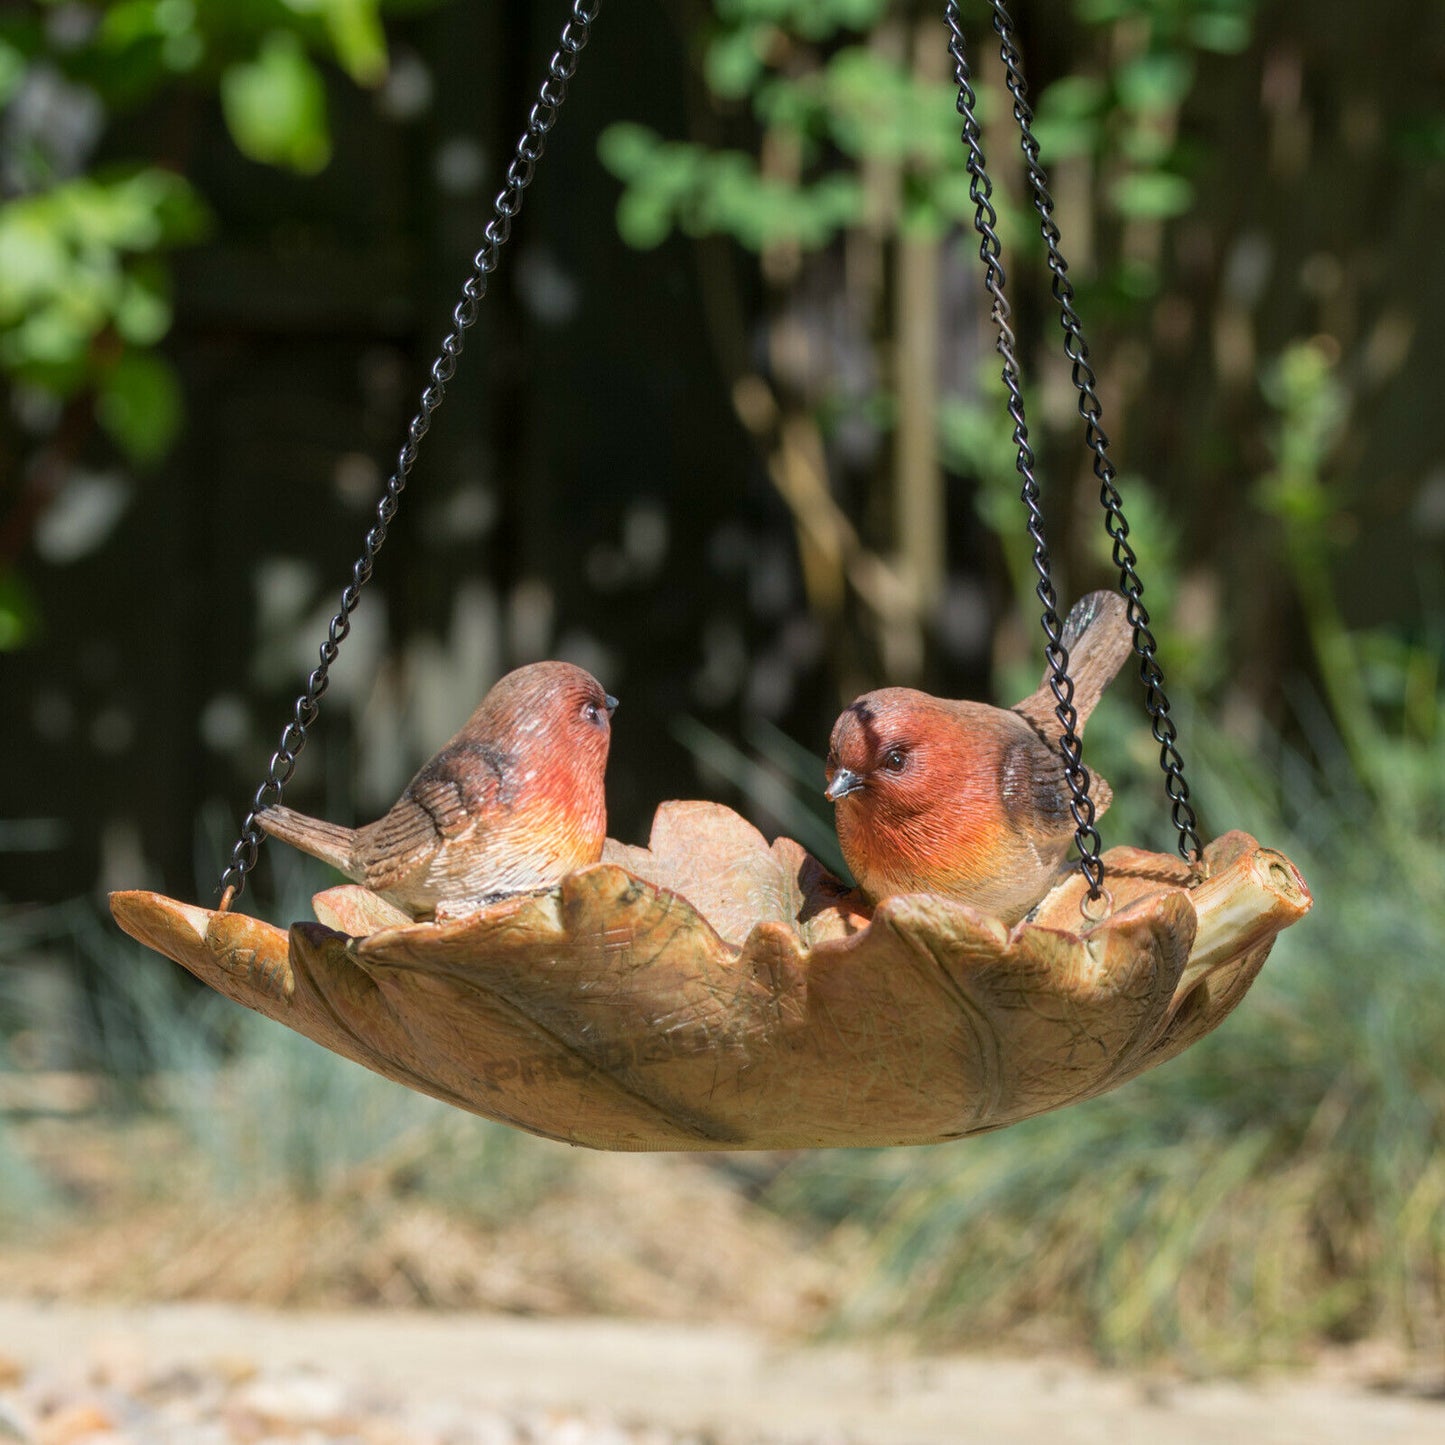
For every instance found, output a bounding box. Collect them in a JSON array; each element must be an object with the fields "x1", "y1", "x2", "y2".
[
  {"x1": 945, "y1": 3, "x2": 1106, "y2": 900},
  {"x1": 217, "y1": 0, "x2": 601, "y2": 909},
  {"x1": 985, "y1": 0, "x2": 1204, "y2": 865}
]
